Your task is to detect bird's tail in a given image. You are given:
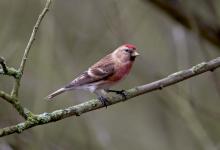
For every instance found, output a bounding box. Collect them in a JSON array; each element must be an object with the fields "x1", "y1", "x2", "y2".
[{"x1": 46, "y1": 87, "x2": 66, "y2": 100}]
